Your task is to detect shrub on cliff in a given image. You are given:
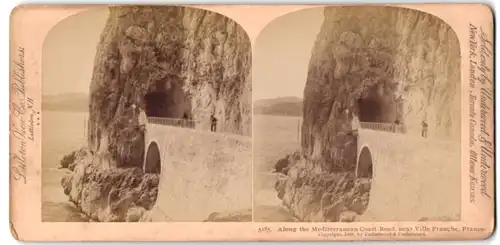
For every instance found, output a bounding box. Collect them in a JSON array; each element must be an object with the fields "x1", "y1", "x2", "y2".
[
  {"x1": 60, "y1": 148, "x2": 88, "y2": 170},
  {"x1": 60, "y1": 152, "x2": 76, "y2": 169},
  {"x1": 274, "y1": 157, "x2": 290, "y2": 174}
]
